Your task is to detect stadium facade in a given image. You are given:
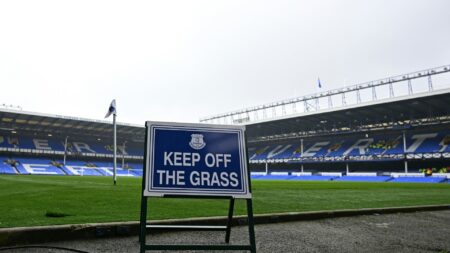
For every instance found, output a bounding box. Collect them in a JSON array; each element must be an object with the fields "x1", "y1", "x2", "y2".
[{"x1": 0, "y1": 65, "x2": 449, "y2": 183}]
